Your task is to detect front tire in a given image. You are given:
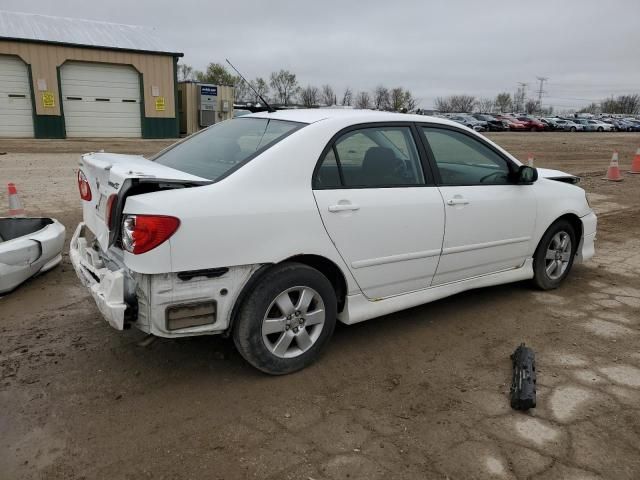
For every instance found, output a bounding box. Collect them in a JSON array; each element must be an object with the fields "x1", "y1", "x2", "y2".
[
  {"x1": 532, "y1": 220, "x2": 577, "y2": 290},
  {"x1": 233, "y1": 262, "x2": 337, "y2": 375}
]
